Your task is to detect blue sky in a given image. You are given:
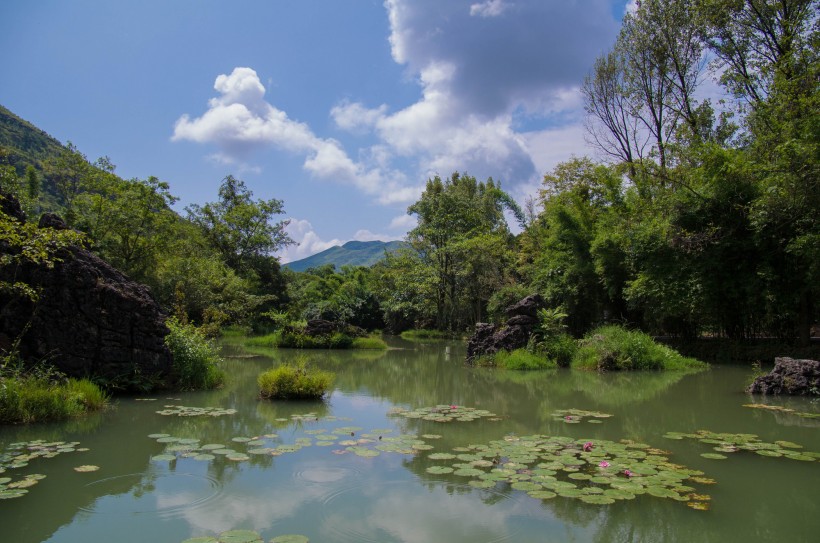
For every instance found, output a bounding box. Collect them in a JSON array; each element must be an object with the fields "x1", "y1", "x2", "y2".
[{"x1": 1, "y1": 0, "x2": 635, "y2": 262}]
